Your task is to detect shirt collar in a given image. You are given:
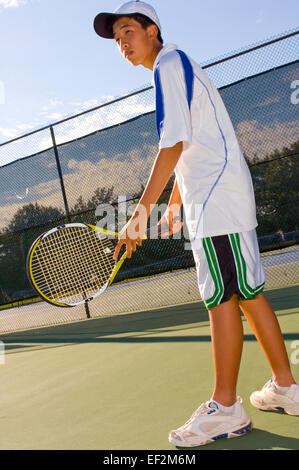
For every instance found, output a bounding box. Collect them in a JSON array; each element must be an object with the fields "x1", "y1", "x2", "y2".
[
  {"x1": 153, "y1": 43, "x2": 178, "y2": 71},
  {"x1": 152, "y1": 44, "x2": 178, "y2": 86}
]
